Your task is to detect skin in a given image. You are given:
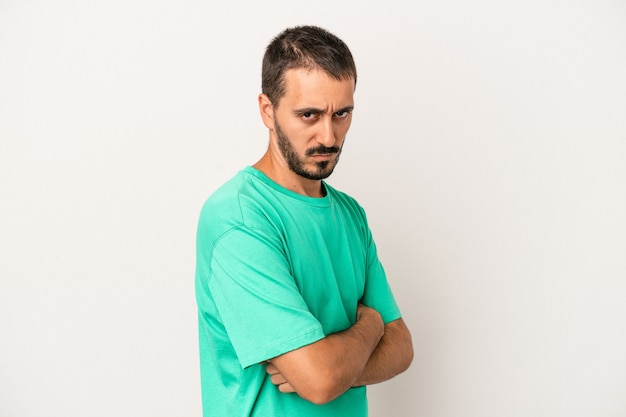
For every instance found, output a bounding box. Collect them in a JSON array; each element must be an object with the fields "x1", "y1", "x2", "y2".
[
  {"x1": 255, "y1": 67, "x2": 354, "y2": 197},
  {"x1": 254, "y1": 68, "x2": 414, "y2": 404}
]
